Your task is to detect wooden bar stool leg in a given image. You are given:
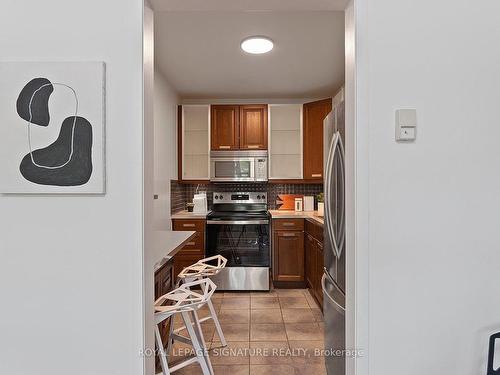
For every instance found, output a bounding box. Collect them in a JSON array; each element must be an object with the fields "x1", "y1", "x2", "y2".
[
  {"x1": 155, "y1": 324, "x2": 171, "y2": 375},
  {"x1": 181, "y1": 311, "x2": 212, "y2": 375}
]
